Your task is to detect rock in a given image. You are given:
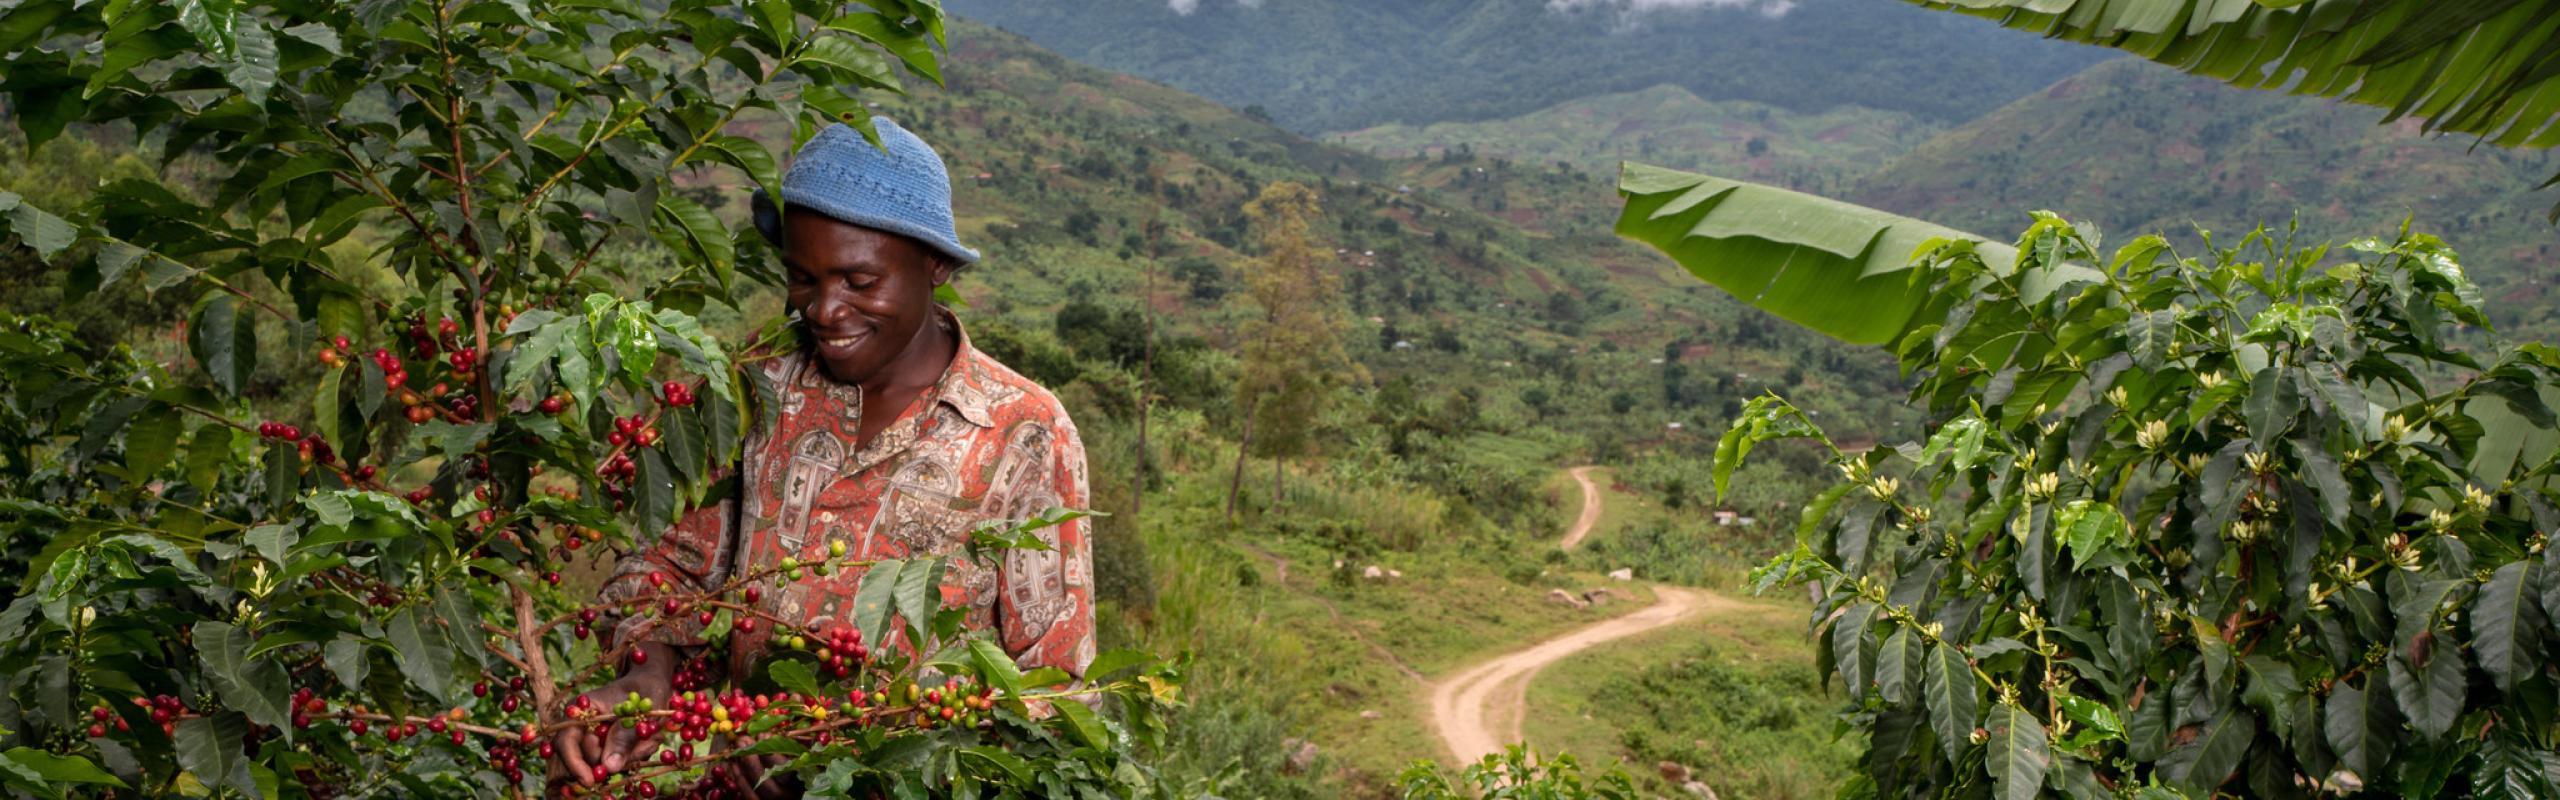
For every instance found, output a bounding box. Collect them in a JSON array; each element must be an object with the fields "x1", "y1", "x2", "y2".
[
  {"x1": 1363, "y1": 565, "x2": 1384, "y2": 579},
  {"x1": 1583, "y1": 589, "x2": 1614, "y2": 606},
  {"x1": 1387, "y1": 568, "x2": 1403, "y2": 578},
  {"x1": 1607, "y1": 568, "x2": 1634, "y2": 581},
  {"x1": 1358, "y1": 709, "x2": 1383, "y2": 720},
  {"x1": 1282, "y1": 738, "x2": 1320, "y2": 774},
  {"x1": 1657, "y1": 761, "x2": 1691, "y2": 783},
  {"x1": 1682, "y1": 781, "x2": 1719, "y2": 800},
  {"x1": 1545, "y1": 588, "x2": 1589, "y2": 609}
]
